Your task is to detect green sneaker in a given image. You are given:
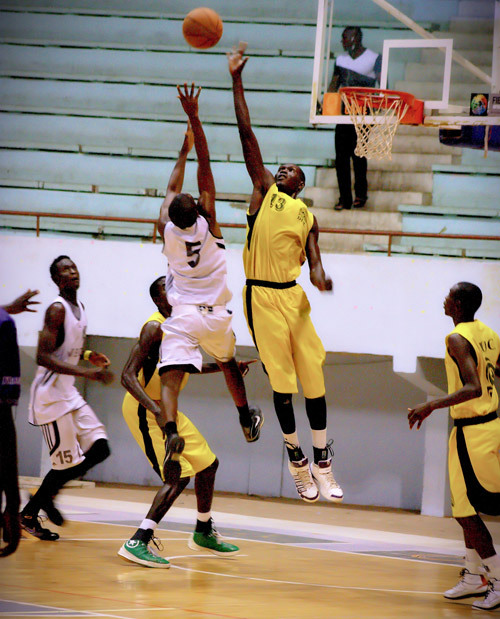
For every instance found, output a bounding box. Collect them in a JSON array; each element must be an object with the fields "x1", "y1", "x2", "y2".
[
  {"x1": 188, "y1": 522, "x2": 239, "y2": 557},
  {"x1": 118, "y1": 539, "x2": 170, "y2": 568}
]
